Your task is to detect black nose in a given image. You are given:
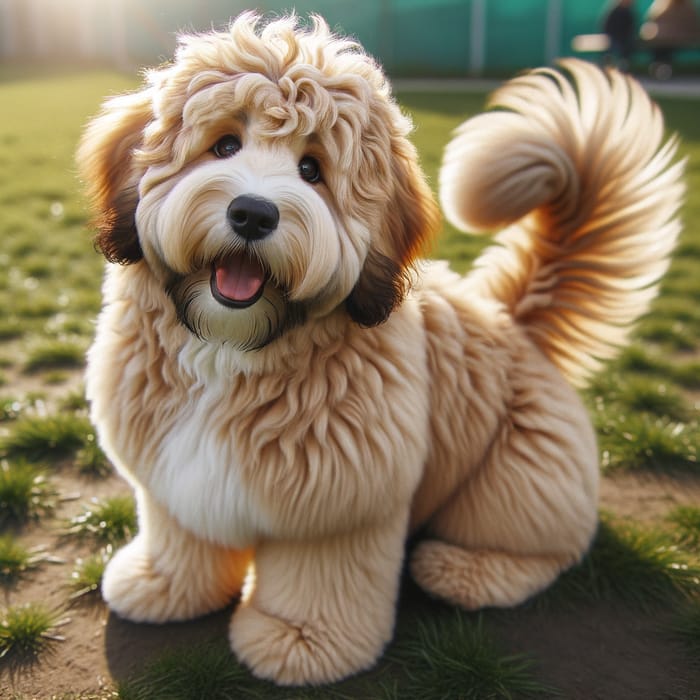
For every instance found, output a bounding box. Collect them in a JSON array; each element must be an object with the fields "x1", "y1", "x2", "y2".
[{"x1": 227, "y1": 195, "x2": 279, "y2": 241}]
